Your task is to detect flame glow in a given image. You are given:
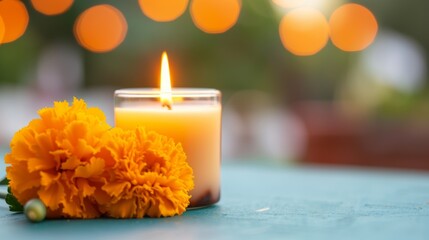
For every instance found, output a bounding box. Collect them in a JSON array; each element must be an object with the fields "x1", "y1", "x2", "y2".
[{"x1": 160, "y1": 51, "x2": 173, "y2": 109}]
